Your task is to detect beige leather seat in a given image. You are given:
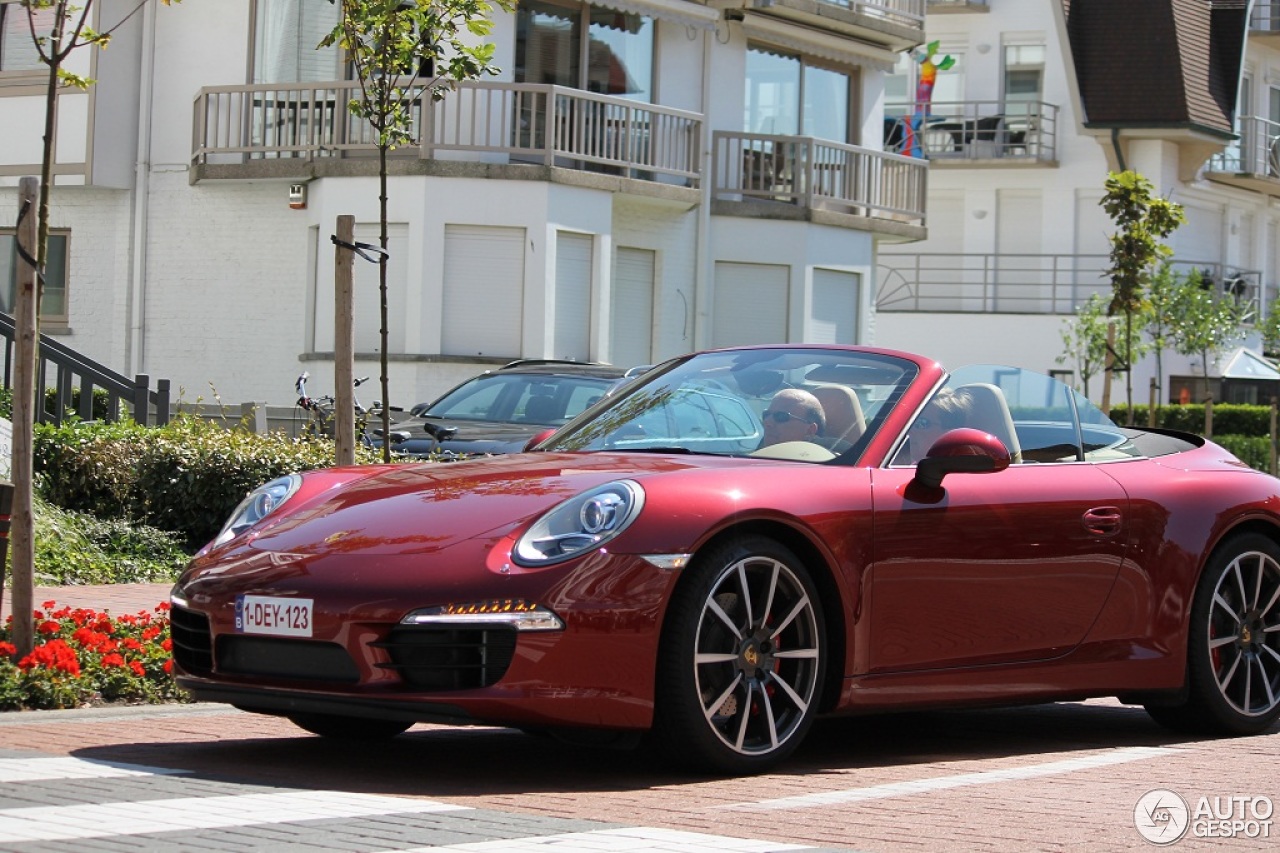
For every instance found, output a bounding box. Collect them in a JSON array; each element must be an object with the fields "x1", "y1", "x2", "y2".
[
  {"x1": 811, "y1": 385, "x2": 866, "y2": 444},
  {"x1": 954, "y1": 383, "x2": 1022, "y2": 463}
]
